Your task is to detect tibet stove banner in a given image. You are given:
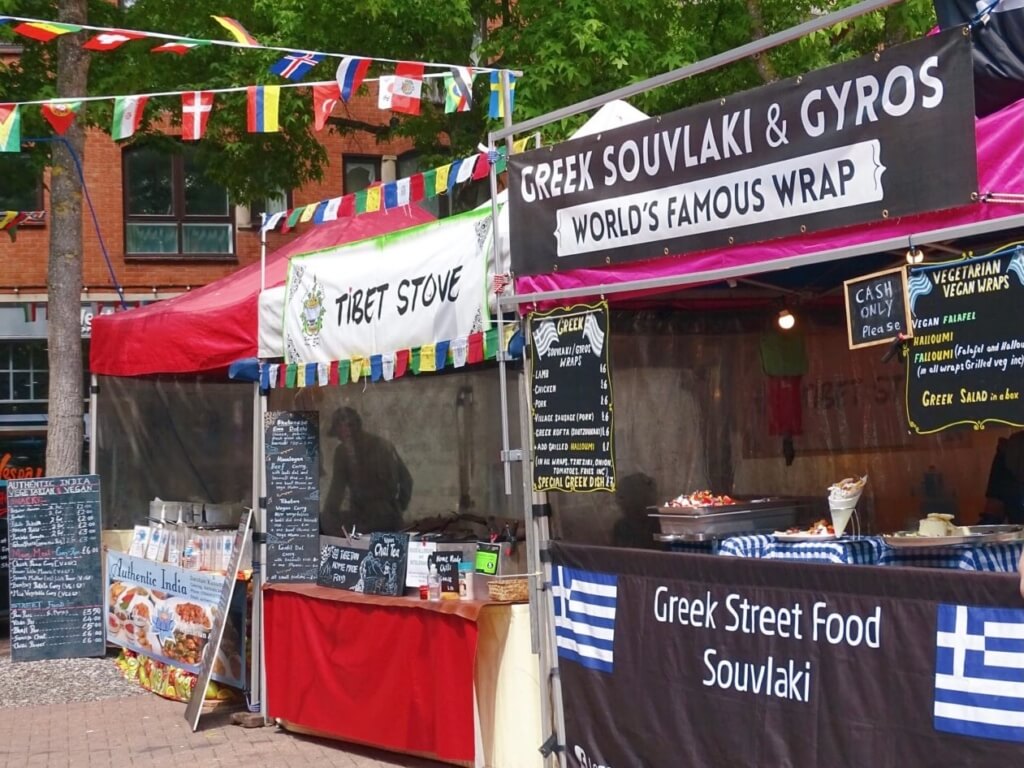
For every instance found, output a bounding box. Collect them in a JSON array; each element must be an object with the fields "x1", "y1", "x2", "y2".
[
  {"x1": 551, "y1": 543, "x2": 1024, "y2": 767},
  {"x1": 509, "y1": 29, "x2": 976, "y2": 276},
  {"x1": 283, "y1": 207, "x2": 489, "y2": 364}
]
